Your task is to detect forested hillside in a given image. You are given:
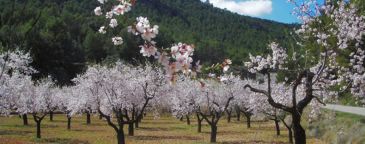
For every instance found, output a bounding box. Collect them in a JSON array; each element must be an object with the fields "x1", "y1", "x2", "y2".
[
  {"x1": 0, "y1": 0, "x2": 295, "y2": 84},
  {"x1": 131, "y1": 0, "x2": 296, "y2": 64}
]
